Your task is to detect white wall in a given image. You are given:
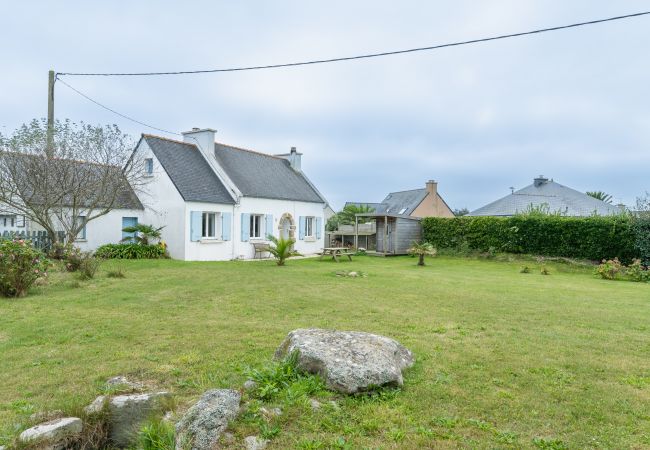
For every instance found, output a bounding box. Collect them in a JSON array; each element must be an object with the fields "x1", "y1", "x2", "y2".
[
  {"x1": 75, "y1": 209, "x2": 144, "y2": 252},
  {"x1": 232, "y1": 197, "x2": 325, "y2": 260},
  {"x1": 136, "y1": 139, "x2": 188, "y2": 259},
  {"x1": 183, "y1": 201, "x2": 235, "y2": 261}
]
